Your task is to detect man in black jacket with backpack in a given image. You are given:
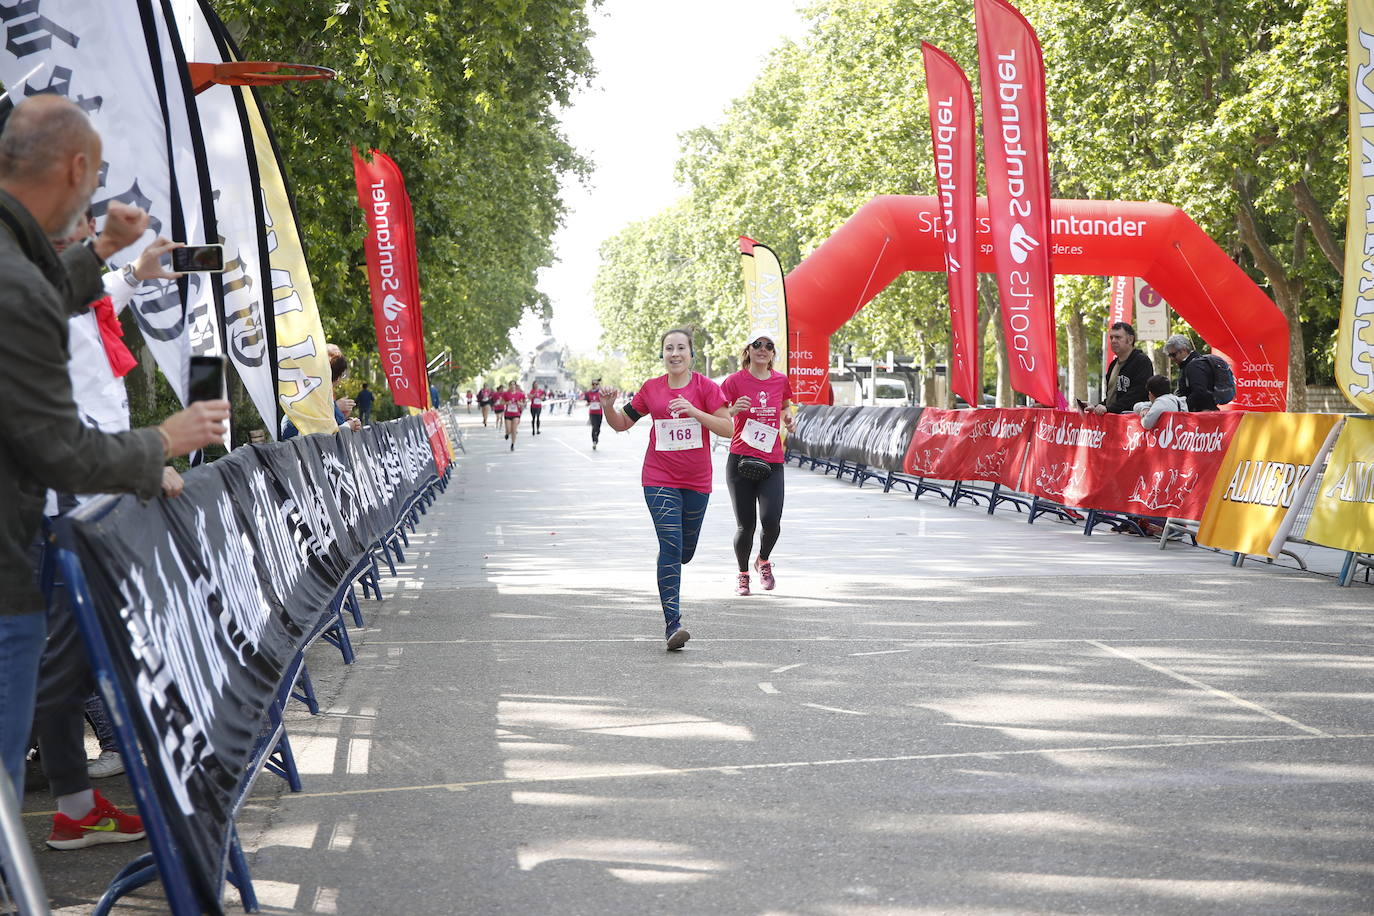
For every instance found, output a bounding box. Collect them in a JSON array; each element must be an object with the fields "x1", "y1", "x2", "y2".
[{"x1": 1163, "y1": 333, "x2": 1225, "y2": 412}]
